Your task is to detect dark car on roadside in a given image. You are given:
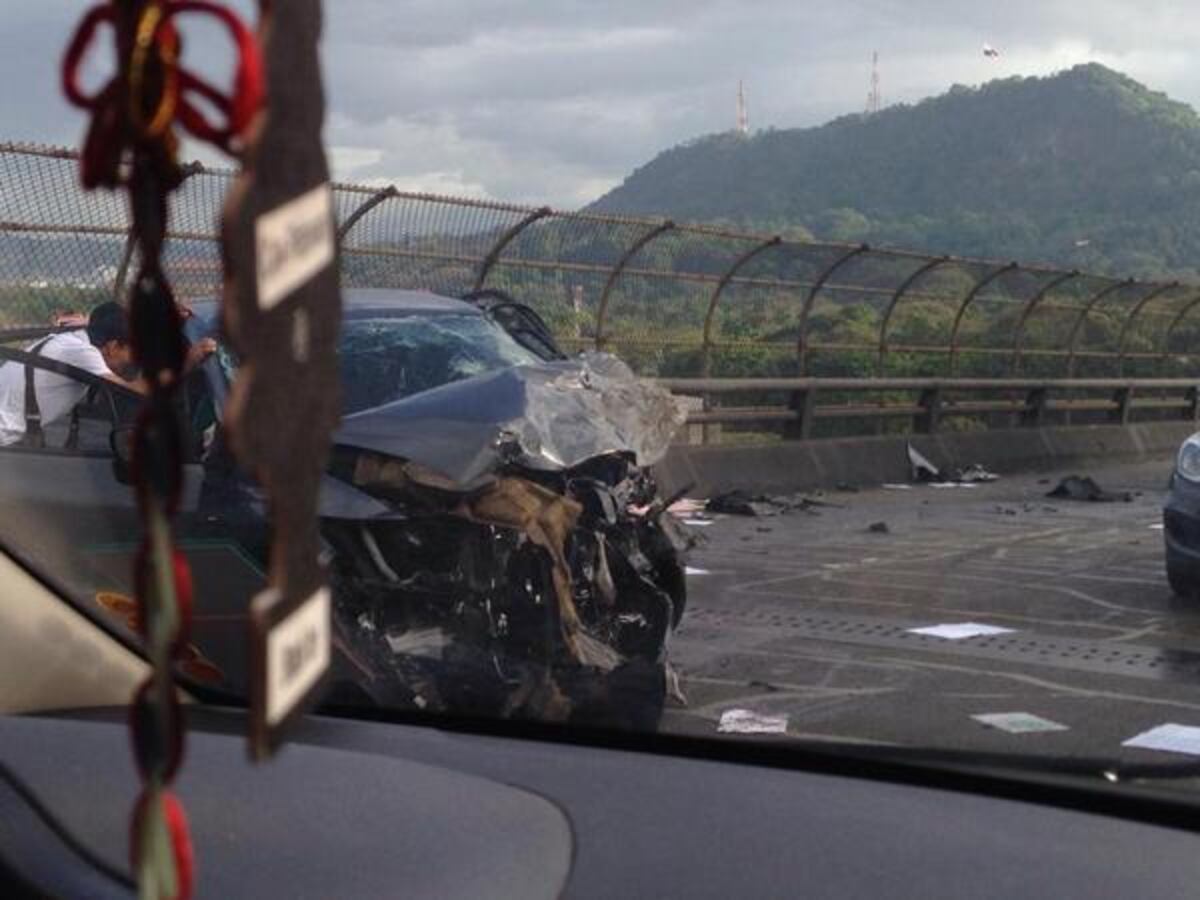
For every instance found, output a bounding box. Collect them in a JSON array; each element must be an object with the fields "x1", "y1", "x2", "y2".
[
  {"x1": 1164, "y1": 431, "x2": 1200, "y2": 597},
  {"x1": 0, "y1": 288, "x2": 689, "y2": 727}
]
